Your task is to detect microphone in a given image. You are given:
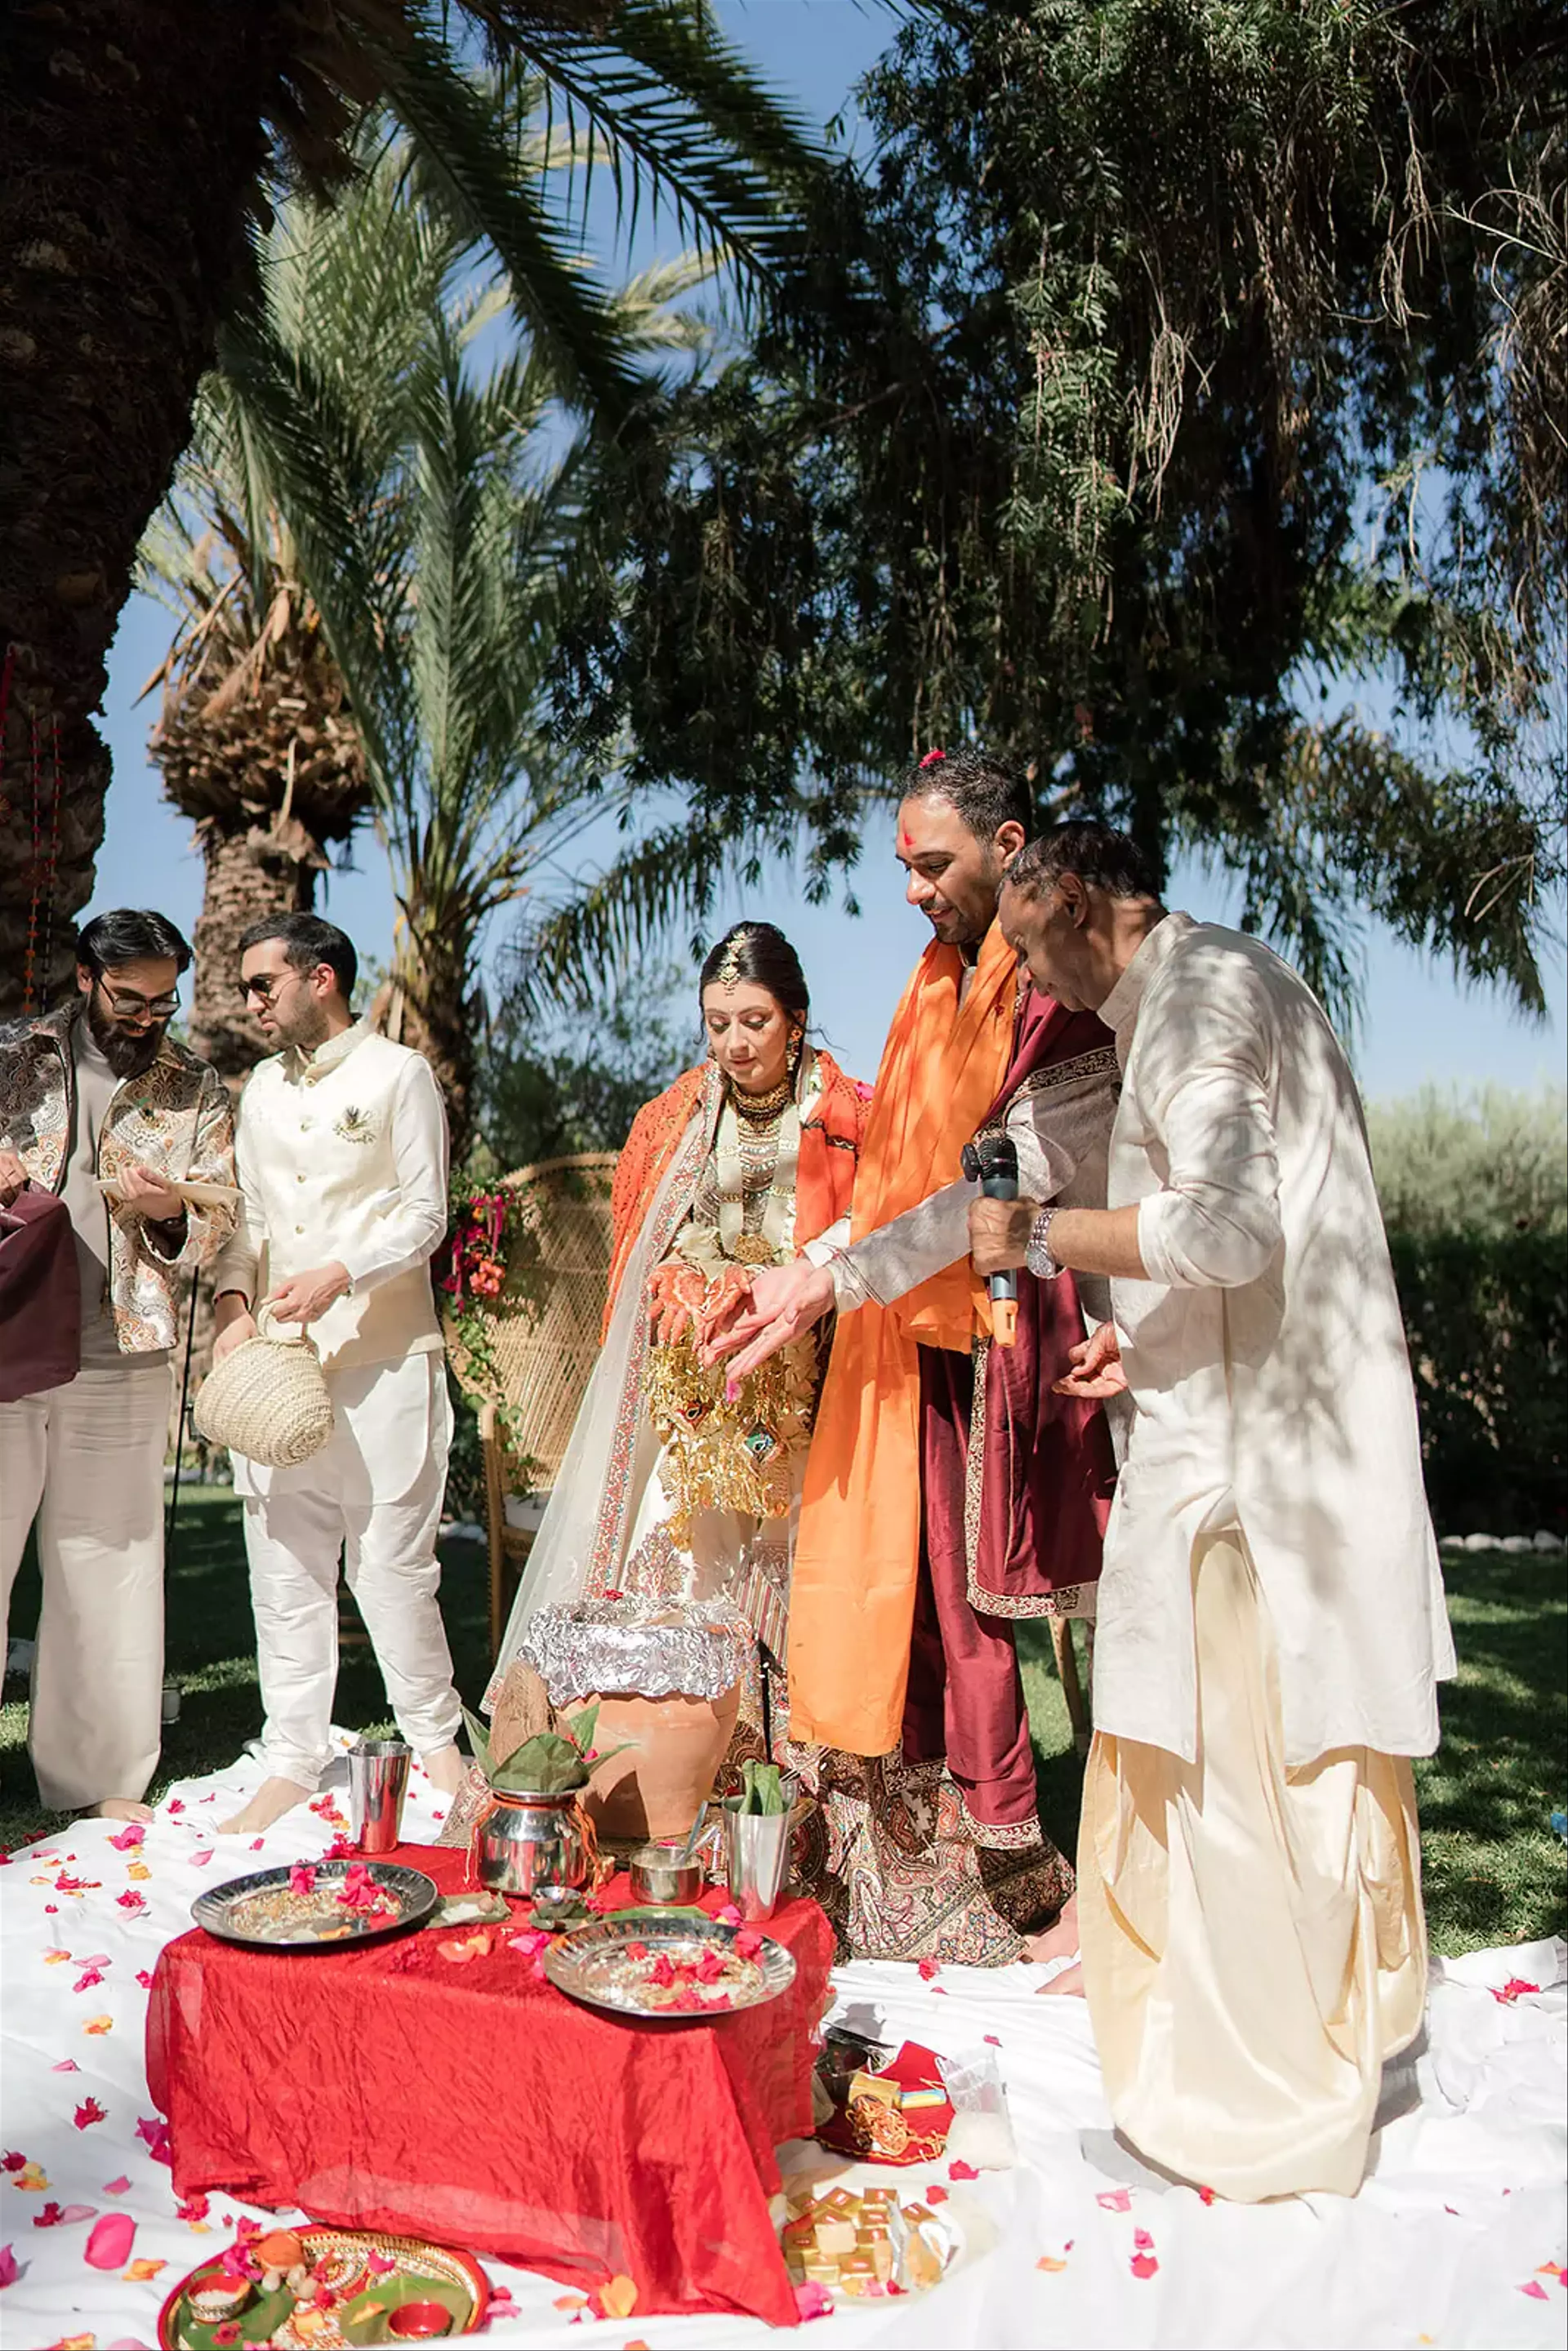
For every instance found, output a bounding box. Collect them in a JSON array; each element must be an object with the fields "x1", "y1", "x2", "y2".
[{"x1": 962, "y1": 1132, "x2": 1020, "y2": 1348}]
